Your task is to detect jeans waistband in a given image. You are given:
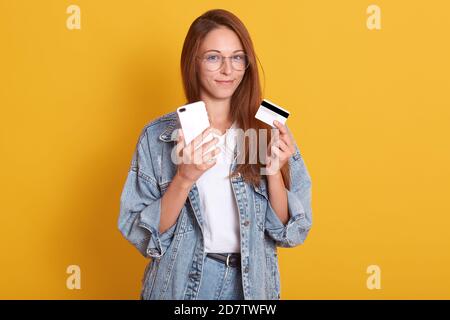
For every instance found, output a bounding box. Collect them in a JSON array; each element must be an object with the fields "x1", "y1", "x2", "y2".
[{"x1": 206, "y1": 253, "x2": 241, "y2": 268}]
